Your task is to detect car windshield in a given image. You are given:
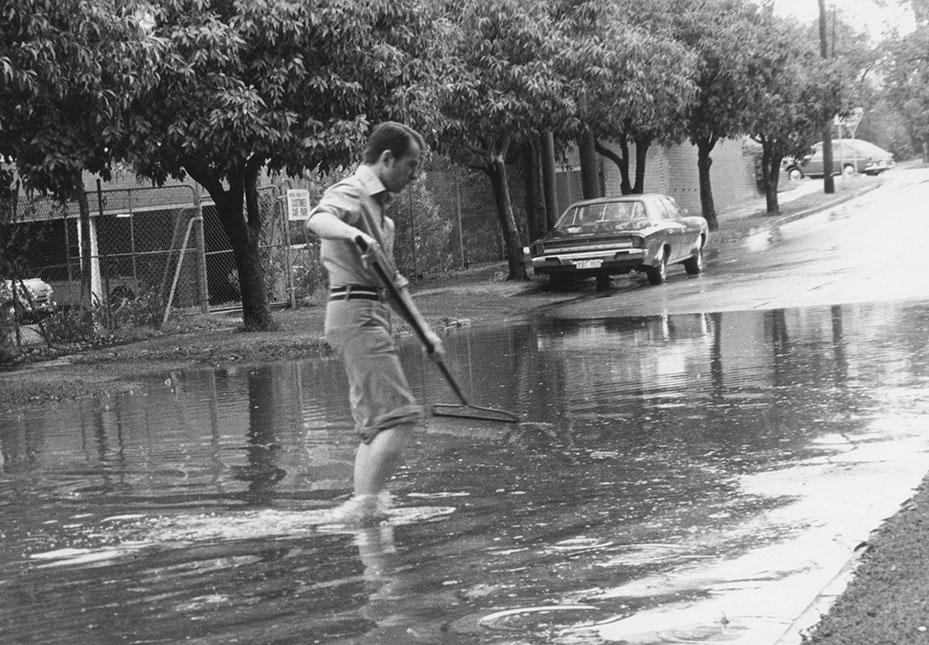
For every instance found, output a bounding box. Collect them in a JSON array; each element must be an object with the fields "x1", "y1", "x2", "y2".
[{"x1": 553, "y1": 201, "x2": 649, "y2": 233}]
